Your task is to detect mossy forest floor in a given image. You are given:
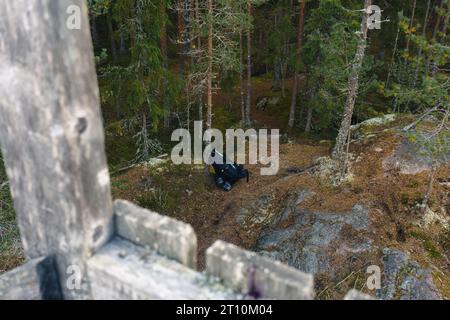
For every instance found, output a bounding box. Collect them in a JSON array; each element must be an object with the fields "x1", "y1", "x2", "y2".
[{"x1": 110, "y1": 113, "x2": 449, "y2": 298}]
